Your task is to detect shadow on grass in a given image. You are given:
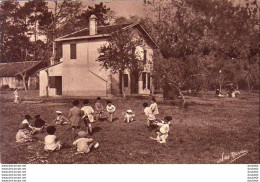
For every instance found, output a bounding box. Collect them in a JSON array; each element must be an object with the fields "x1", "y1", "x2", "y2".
[
  {"x1": 92, "y1": 126, "x2": 102, "y2": 134},
  {"x1": 98, "y1": 117, "x2": 108, "y2": 122},
  {"x1": 112, "y1": 117, "x2": 119, "y2": 122}
]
